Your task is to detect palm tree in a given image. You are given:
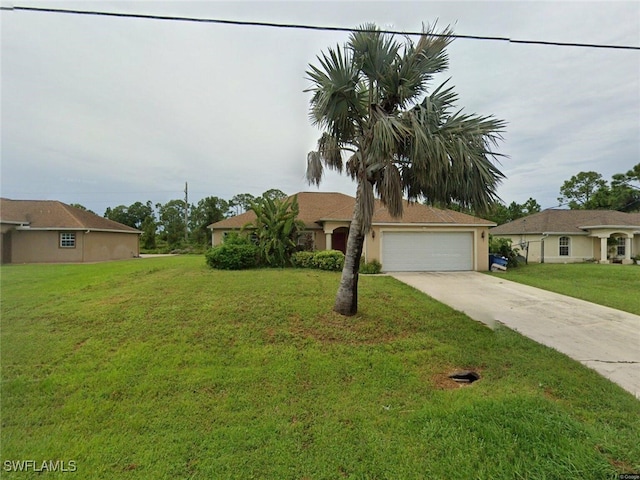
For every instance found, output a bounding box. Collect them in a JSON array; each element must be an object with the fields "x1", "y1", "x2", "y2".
[{"x1": 306, "y1": 24, "x2": 506, "y2": 316}]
